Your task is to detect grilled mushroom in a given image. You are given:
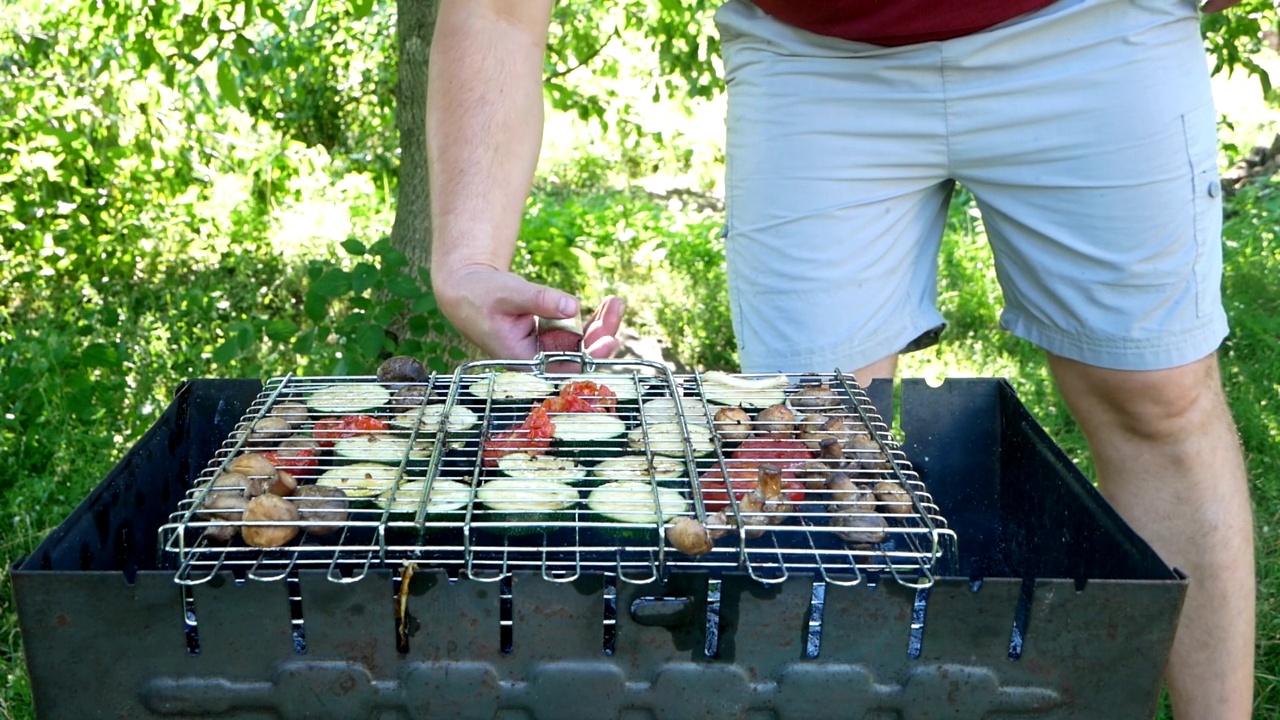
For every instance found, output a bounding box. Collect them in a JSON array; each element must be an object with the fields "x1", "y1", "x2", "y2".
[
  {"x1": 241, "y1": 494, "x2": 300, "y2": 548},
  {"x1": 713, "y1": 406, "x2": 753, "y2": 444},
  {"x1": 294, "y1": 485, "x2": 349, "y2": 536},
  {"x1": 828, "y1": 510, "x2": 888, "y2": 545},
  {"x1": 873, "y1": 481, "x2": 913, "y2": 516},
  {"x1": 377, "y1": 355, "x2": 430, "y2": 384},
  {"x1": 755, "y1": 404, "x2": 796, "y2": 437}
]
